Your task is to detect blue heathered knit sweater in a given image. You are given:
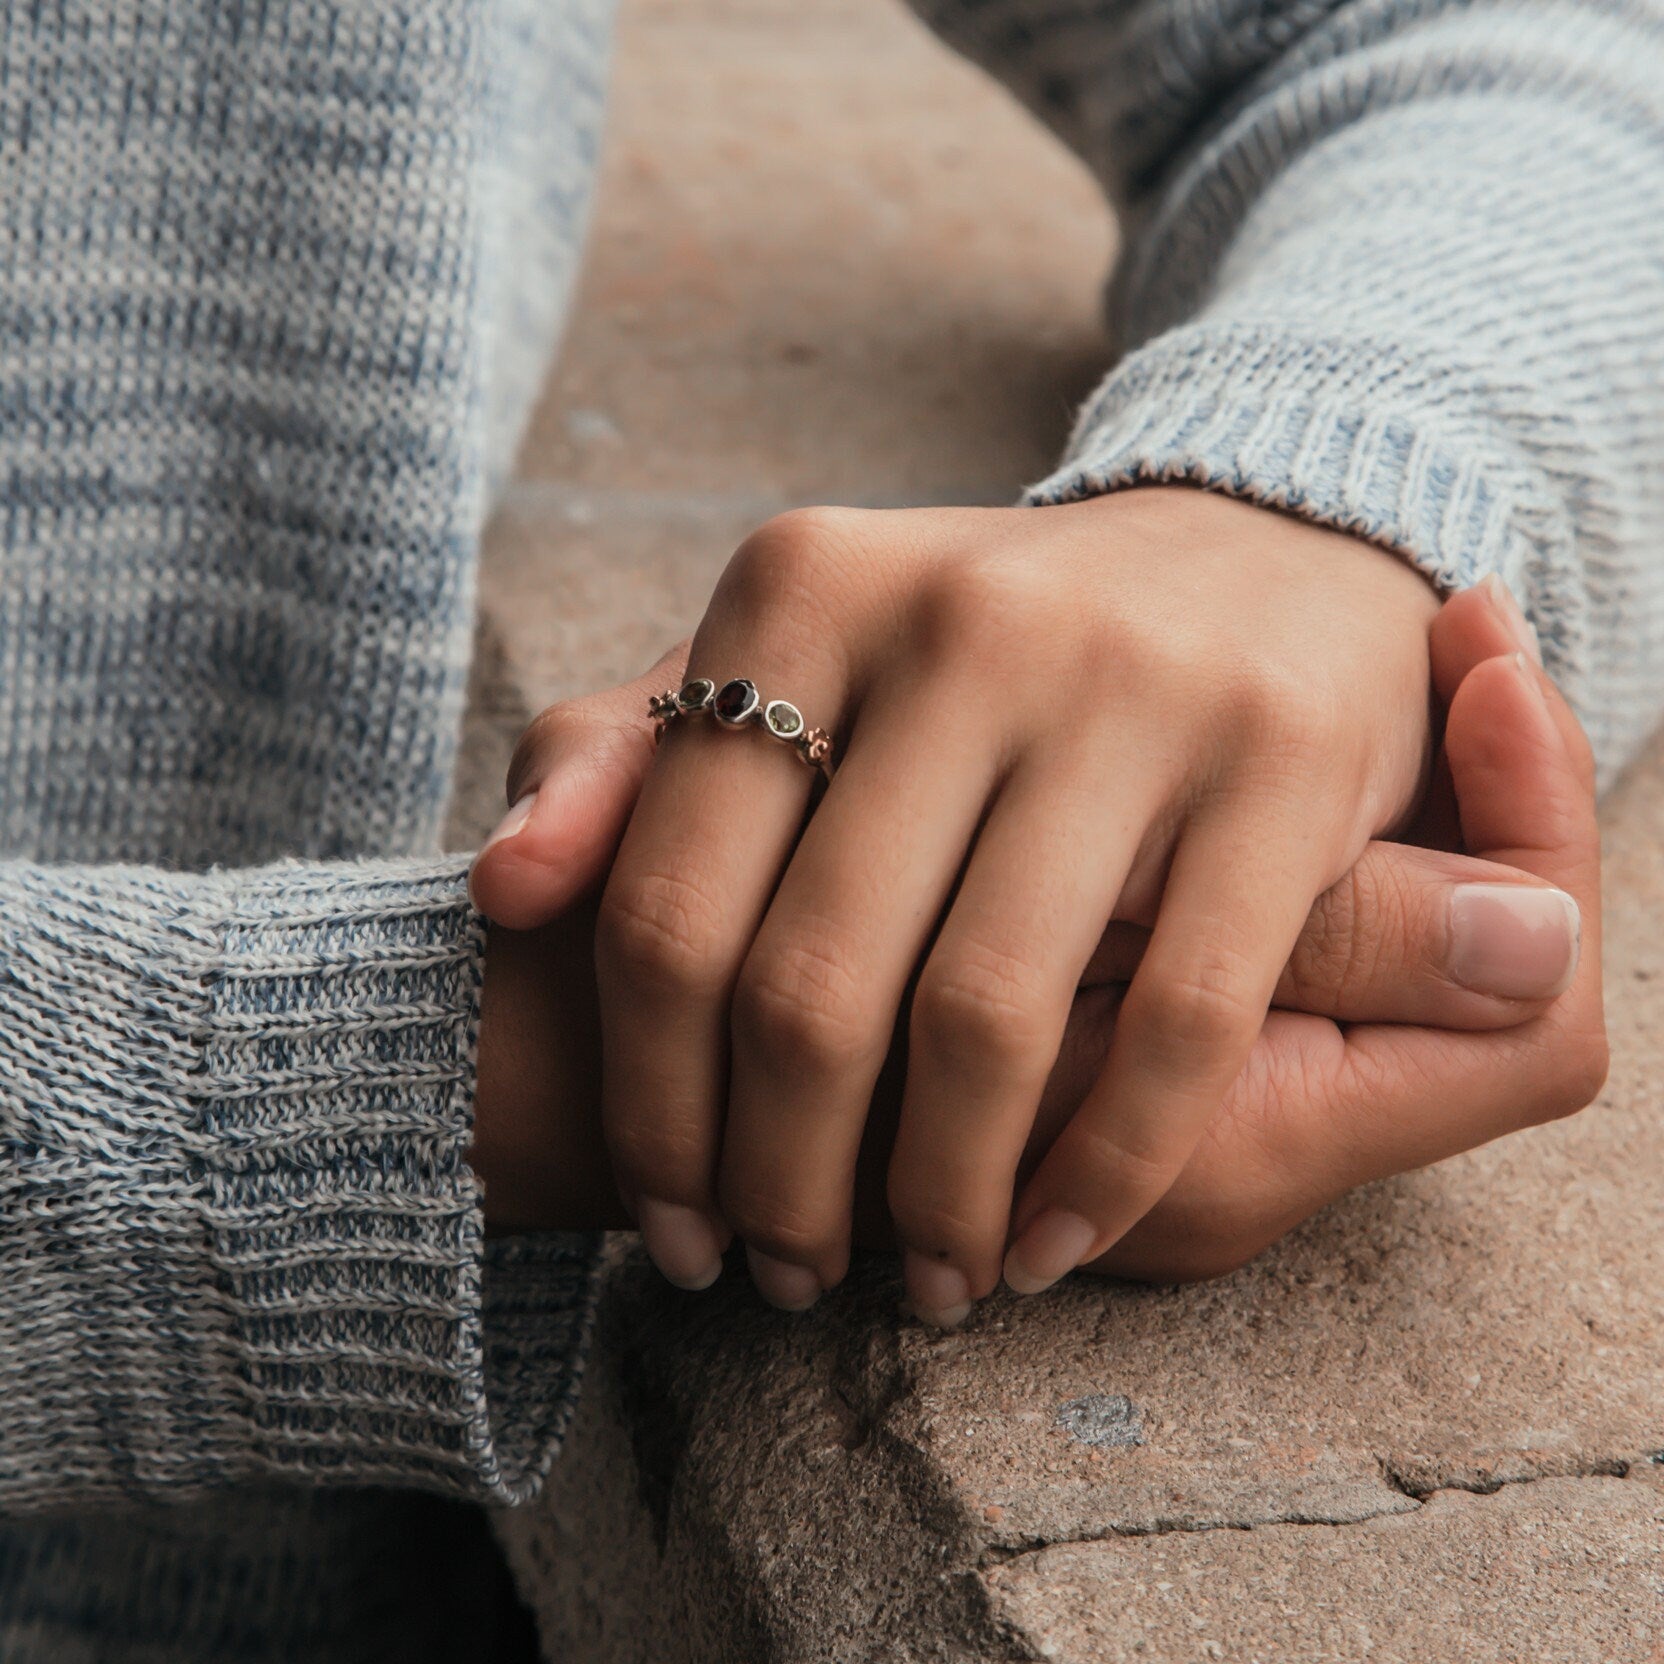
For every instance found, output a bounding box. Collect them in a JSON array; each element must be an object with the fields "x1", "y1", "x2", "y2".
[{"x1": 1, "y1": 0, "x2": 1660, "y2": 1655}]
